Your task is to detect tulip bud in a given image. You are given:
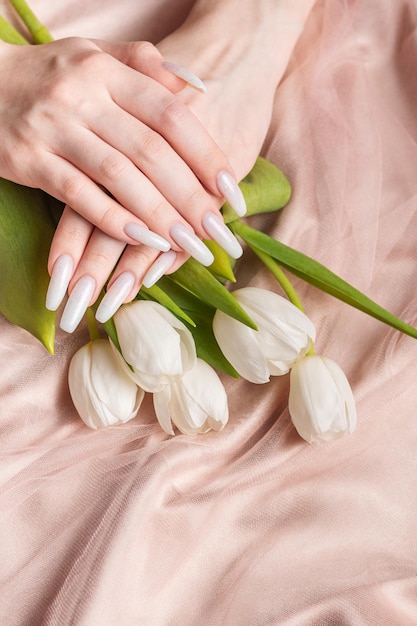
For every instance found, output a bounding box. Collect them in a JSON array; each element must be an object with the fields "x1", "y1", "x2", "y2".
[
  {"x1": 68, "y1": 340, "x2": 144, "y2": 429},
  {"x1": 213, "y1": 287, "x2": 316, "y2": 384},
  {"x1": 153, "y1": 358, "x2": 229, "y2": 435},
  {"x1": 112, "y1": 300, "x2": 197, "y2": 392},
  {"x1": 288, "y1": 355, "x2": 357, "y2": 444}
]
